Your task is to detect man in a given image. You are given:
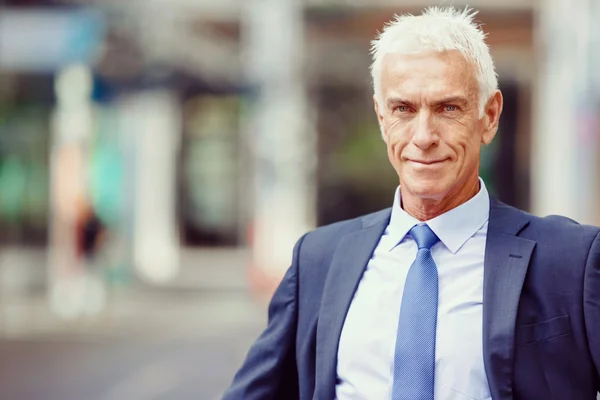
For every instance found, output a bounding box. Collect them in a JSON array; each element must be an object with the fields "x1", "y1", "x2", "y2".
[{"x1": 223, "y1": 6, "x2": 600, "y2": 400}]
